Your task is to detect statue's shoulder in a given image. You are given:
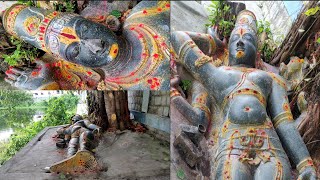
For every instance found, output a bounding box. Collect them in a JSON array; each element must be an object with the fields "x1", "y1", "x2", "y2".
[{"x1": 266, "y1": 71, "x2": 287, "y2": 88}]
